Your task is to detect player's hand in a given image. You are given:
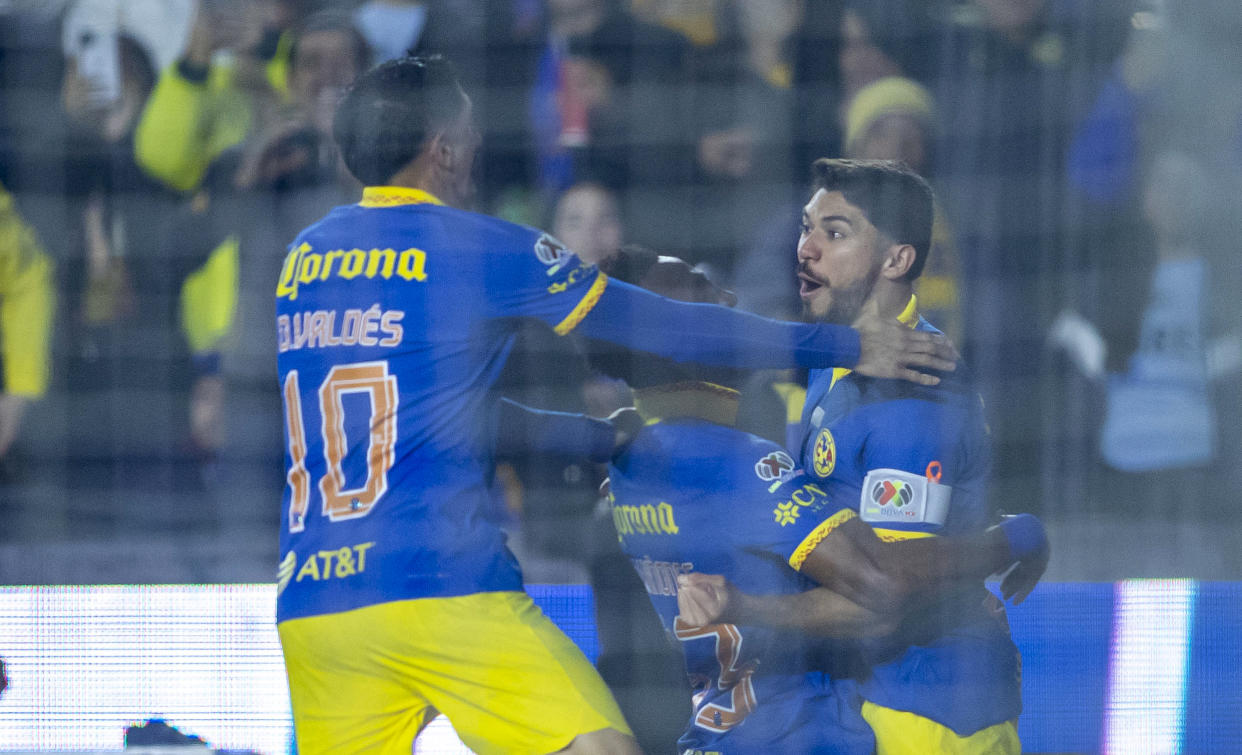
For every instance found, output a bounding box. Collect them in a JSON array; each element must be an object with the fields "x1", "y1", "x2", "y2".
[
  {"x1": 677, "y1": 572, "x2": 737, "y2": 627},
  {"x1": 852, "y1": 313, "x2": 958, "y2": 386},
  {"x1": 605, "y1": 406, "x2": 643, "y2": 460},
  {"x1": 997, "y1": 514, "x2": 1050, "y2": 605},
  {"x1": 1000, "y1": 543, "x2": 1049, "y2": 605}
]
